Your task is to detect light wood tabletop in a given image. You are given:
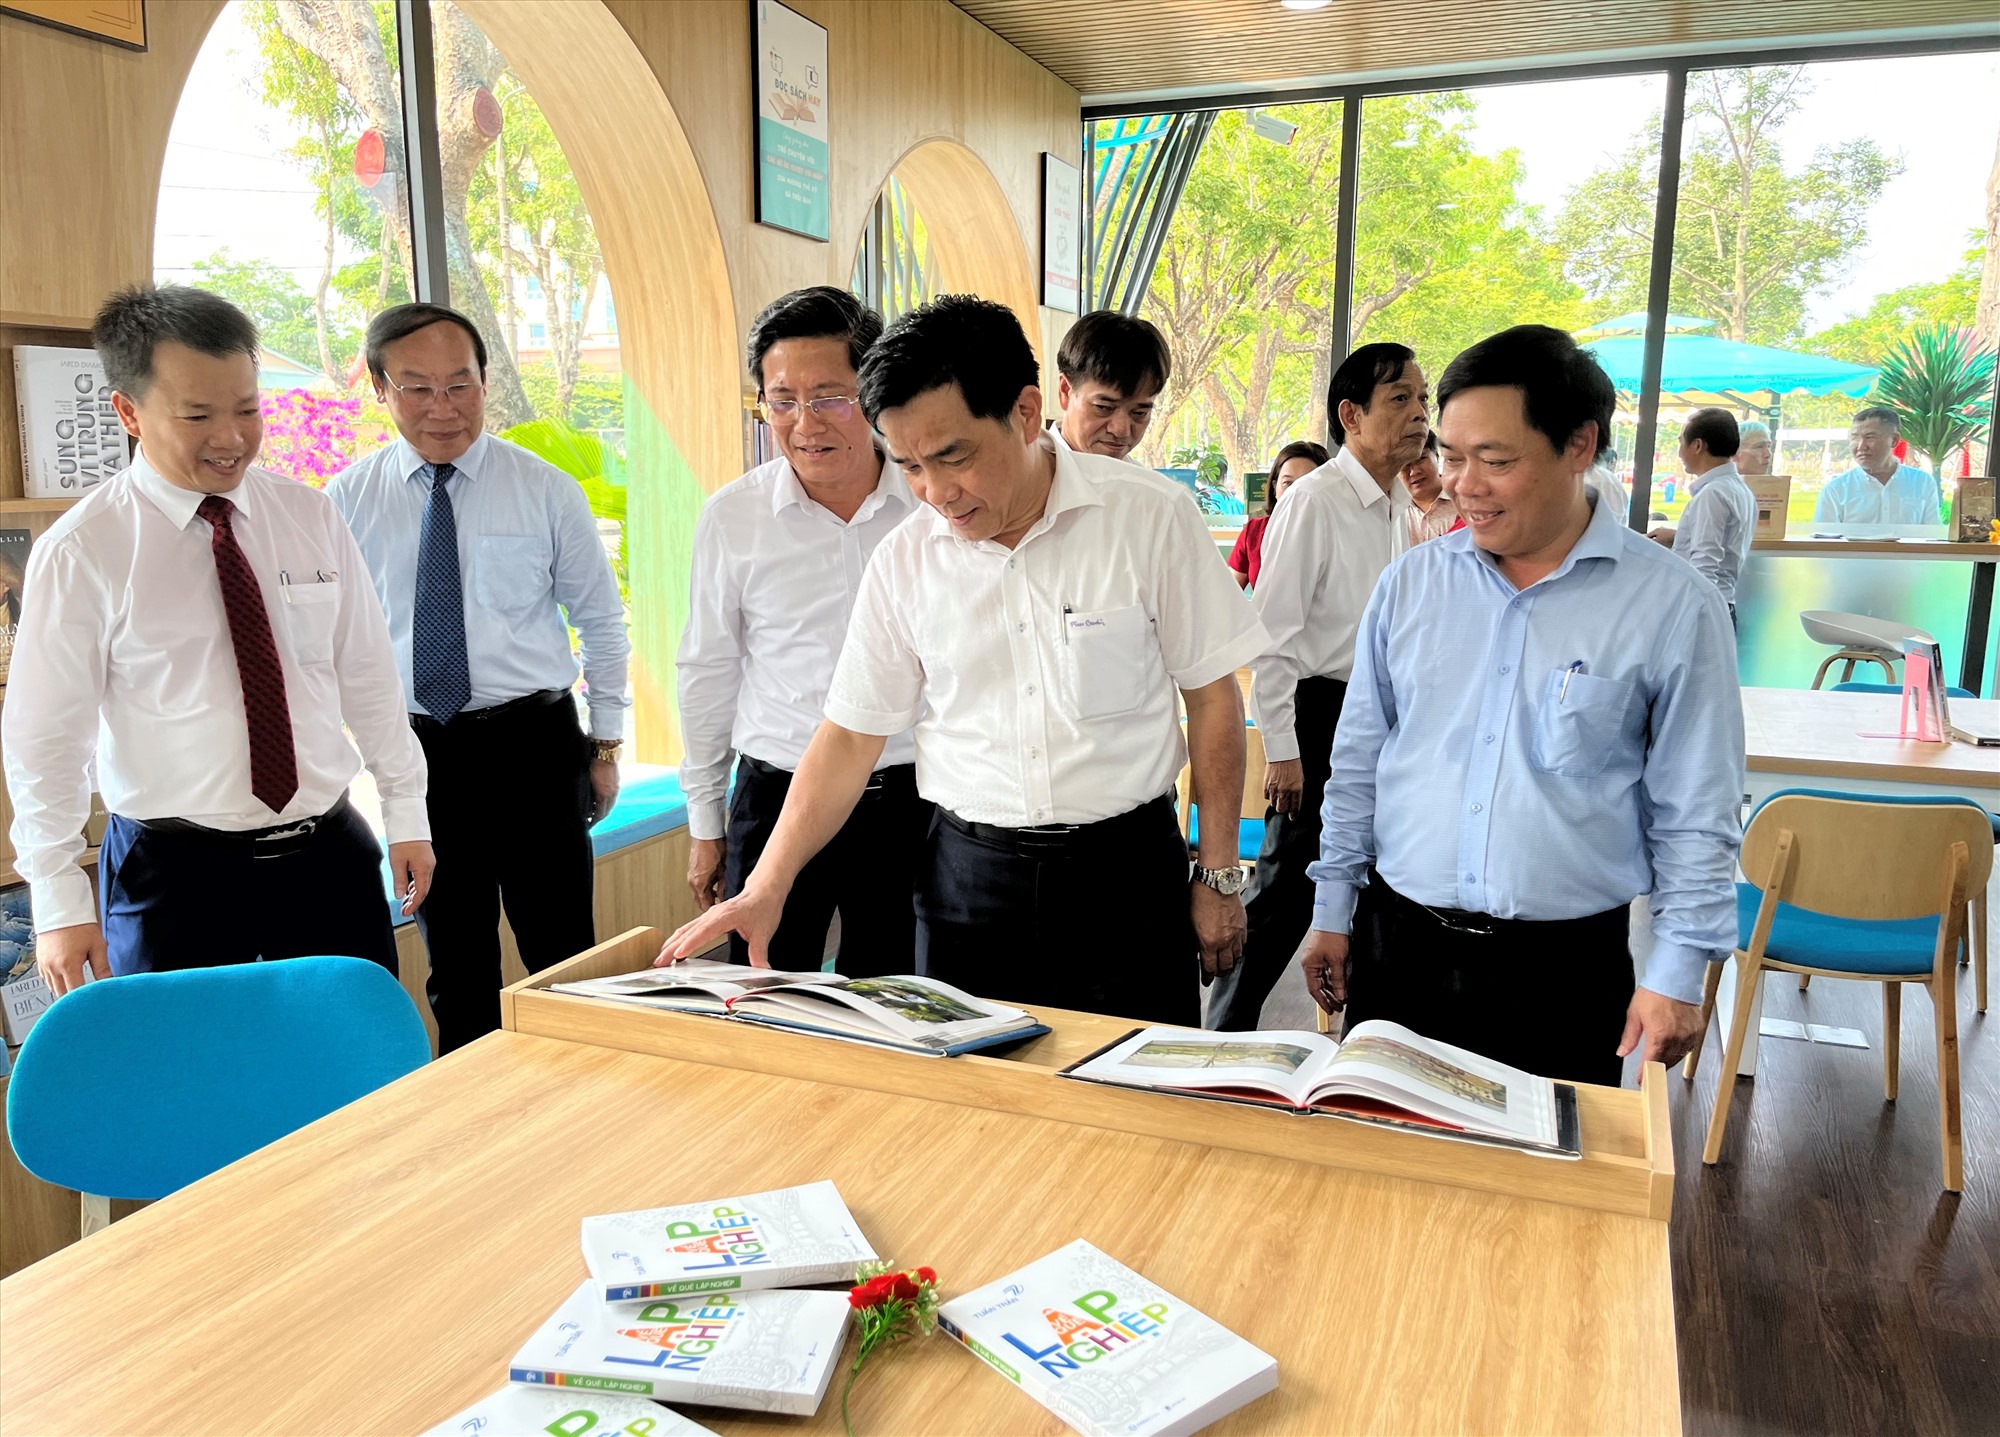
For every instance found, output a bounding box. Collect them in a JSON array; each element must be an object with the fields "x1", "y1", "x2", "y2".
[
  {"x1": 1750, "y1": 539, "x2": 1998, "y2": 560},
  {"x1": 1742, "y1": 686, "x2": 1999, "y2": 790},
  {"x1": 0, "y1": 1032, "x2": 1679, "y2": 1437}
]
